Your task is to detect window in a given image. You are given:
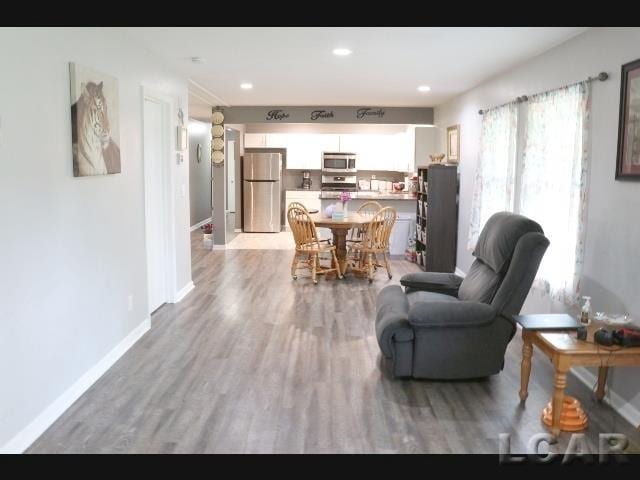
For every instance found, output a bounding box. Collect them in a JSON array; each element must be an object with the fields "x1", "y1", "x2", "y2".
[
  {"x1": 468, "y1": 103, "x2": 518, "y2": 248},
  {"x1": 469, "y1": 82, "x2": 590, "y2": 304}
]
